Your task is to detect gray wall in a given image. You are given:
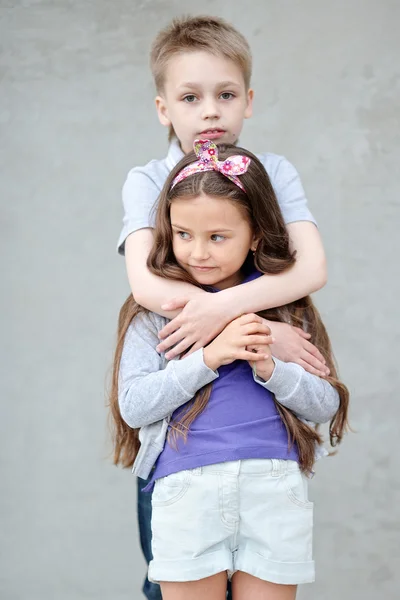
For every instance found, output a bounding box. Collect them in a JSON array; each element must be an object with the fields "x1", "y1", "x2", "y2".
[{"x1": 1, "y1": 1, "x2": 399, "y2": 598}]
